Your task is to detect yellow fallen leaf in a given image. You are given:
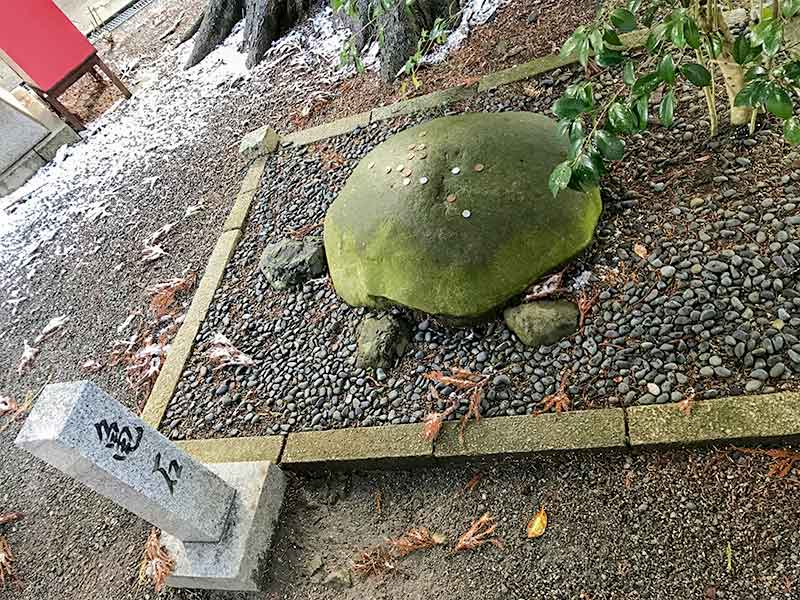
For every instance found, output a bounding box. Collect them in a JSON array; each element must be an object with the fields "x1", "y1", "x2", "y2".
[
  {"x1": 527, "y1": 507, "x2": 547, "y2": 538},
  {"x1": 633, "y1": 243, "x2": 648, "y2": 259}
]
